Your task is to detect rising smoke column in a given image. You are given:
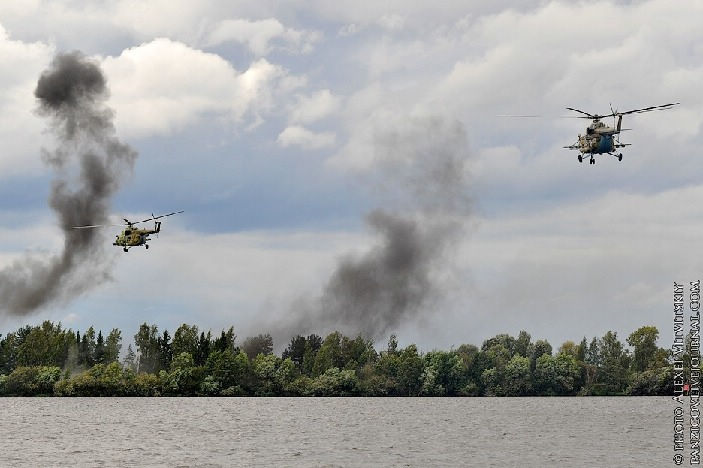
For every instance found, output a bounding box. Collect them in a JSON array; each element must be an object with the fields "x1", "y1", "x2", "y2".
[
  {"x1": 278, "y1": 117, "x2": 471, "y2": 341},
  {"x1": 0, "y1": 52, "x2": 136, "y2": 315}
]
